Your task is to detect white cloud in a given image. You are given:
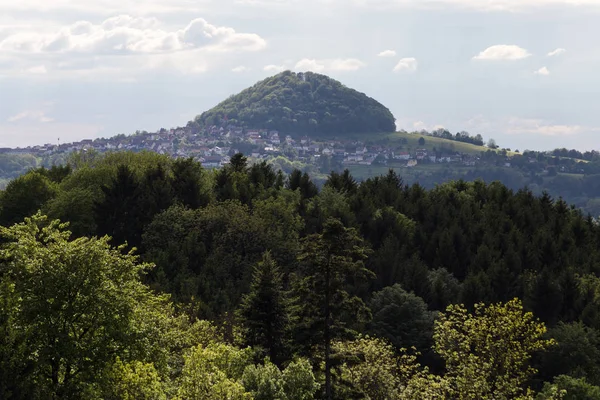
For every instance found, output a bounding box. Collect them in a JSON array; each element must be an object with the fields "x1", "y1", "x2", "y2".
[
  {"x1": 468, "y1": 115, "x2": 597, "y2": 137},
  {"x1": 534, "y1": 66, "x2": 550, "y2": 75},
  {"x1": 8, "y1": 110, "x2": 54, "y2": 123},
  {"x1": 506, "y1": 117, "x2": 589, "y2": 136},
  {"x1": 263, "y1": 64, "x2": 285, "y2": 73},
  {"x1": 231, "y1": 66, "x2": 248, "y2": 72},
  {"x1": 294, "y1": 59, "x2": 326, "y2": 72},
  {"x1": 378, "y1": 49, "x2": 396, "y2": 57},
  {"x1": 547, "y1": 48, "x2": 566, "y2": 57},
  {"x1": 0, "y1": 15, "x2": 266, "y2": 78},
  {"x1": 329, "y1": 58, "x2": 365, "y2": 71},
  {"x1": 294, "y1": 58, "x2": 365, "y2": 72},
  {"x1": 473, "y1": 45, "x2": 531, "y2": 60},
  {"x1": 409, "y1": 120, "x2": 445, "y2": 131},
  {"x1": 393, "y1": 57, "x2": 418, "y2": 72},
  {"x1": 0, "y1": 16, "x2": 266, "y2": 55}
]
